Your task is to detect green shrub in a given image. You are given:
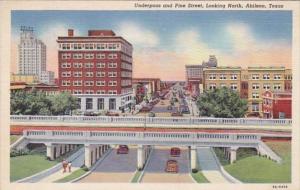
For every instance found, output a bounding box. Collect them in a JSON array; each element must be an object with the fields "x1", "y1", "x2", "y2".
[
  {"x1": 192, "y1": 168, "x2": 198, "y2": 173},
  {"x1": 148, "y1": 112, "x2": 155, "y2": 117}
]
